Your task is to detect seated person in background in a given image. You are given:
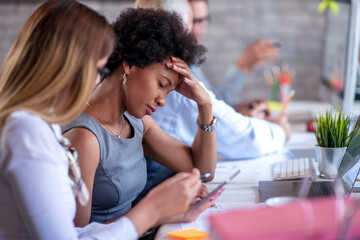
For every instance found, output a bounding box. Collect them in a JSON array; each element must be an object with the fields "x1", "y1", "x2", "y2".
[
  {"x1": 189, "y1": 0, "x2": 280, "y2": 118},
  {"x1": 233, "y1": 98, "x2": 273, "y2": 121},
  {"x1": 0, "y1": 1, "x2": 145, "y2": 239},
  {"x1": 134, "y1": 0, "x2": 194, "y2": 32},
  {"x1": 134, "y1": 0, "x2": 291, "y2": 192},
  {"x1": 62, "y1": 8, "x2": 218, "y2": 232}
]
